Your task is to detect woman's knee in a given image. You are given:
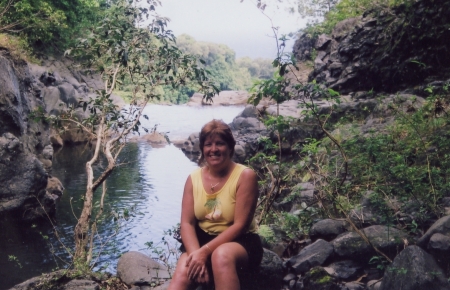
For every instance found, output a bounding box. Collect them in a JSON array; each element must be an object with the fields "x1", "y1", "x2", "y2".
[
  {"x1": 170, "y1": 254, "x2": 191, "y2": 285},
  {"x1": 211, "y1": 243, "x2": 247, "y2": 271}
]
